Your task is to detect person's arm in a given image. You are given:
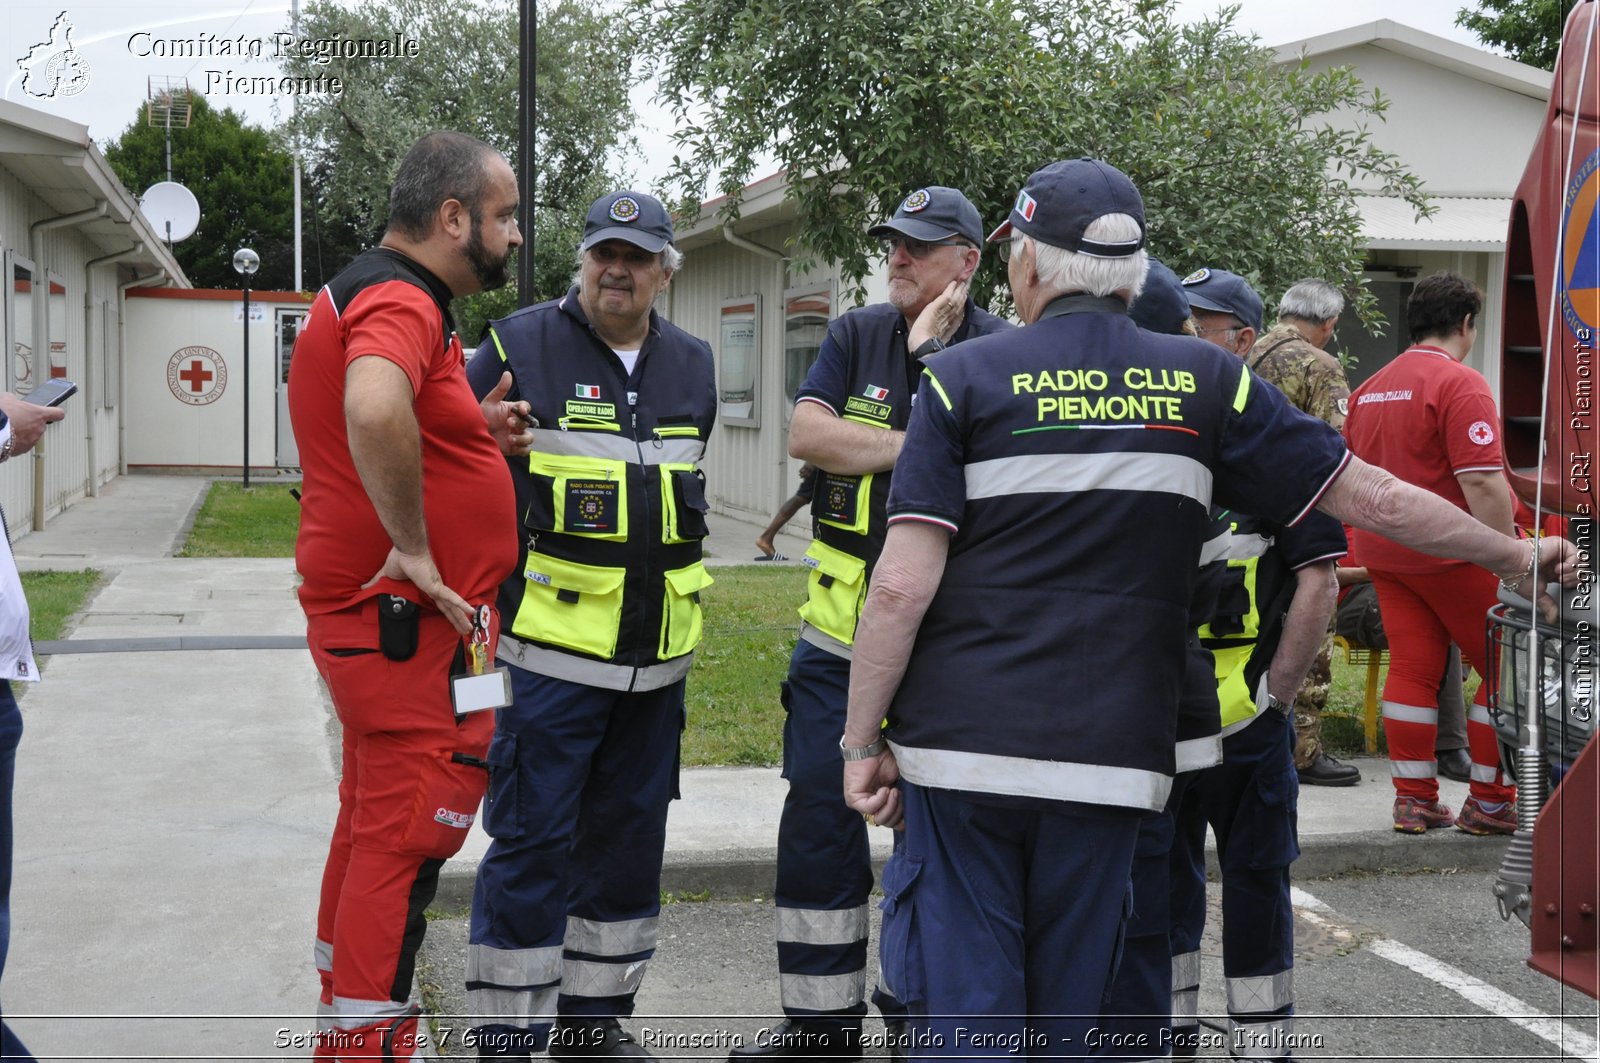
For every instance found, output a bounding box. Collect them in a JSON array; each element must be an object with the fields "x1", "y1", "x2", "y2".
[
  {"x1": 1457, "y1": 469, "x2": 1515, "y2": 538},
  {"x1": 1264, "y1": 561, "x2": 1338, "y2": 704},
  {"x1": 1318, "y1": 457, "x2": 1579, "y2": 617},
  {"x1": 789, "y1": 400, "x2": 903, "y2": 475},
  {"x1": 0, "y1": 393, "x2": 65, "y2": 456},
  {"x1": 841, "y1": 520, "x2": 950, "y2": 828},
  {"x1": 346, "y1": 355, "x2": 474, "y2": 635},
  {"x1": 906, "y1": 280, "x2": 971, "y2": 352},
  {"x1": 1336, "y1": 566, "x2": 1370, "y2": 587}
]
